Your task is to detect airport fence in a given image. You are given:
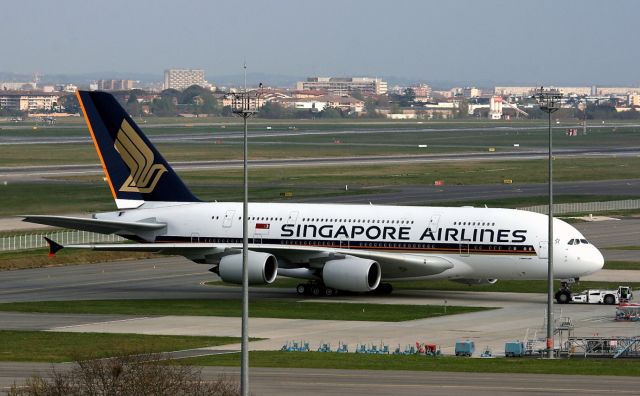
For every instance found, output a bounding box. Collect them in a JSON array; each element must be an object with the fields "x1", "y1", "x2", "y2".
[
  {"x1": 519, "y1": 199, "x2": 640, "y2": 215},
  {"x1": 0, "y1": 230, "x2": 125, "y2": 252}
]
